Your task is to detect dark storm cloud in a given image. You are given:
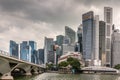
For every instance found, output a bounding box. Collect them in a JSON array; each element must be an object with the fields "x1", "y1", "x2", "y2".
[
  {"x1": 0, "y1": 0, "x2": 109, "y2": 26},
  {"x1": 0, "y1": 0, "x2": 120, "y2": 51},
  {"x1": 0, "y1": 0, "x2": 120, "y2": 31},
  {"x1": 0, "y1": 0, "x2": 82, "y2": 25}
]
